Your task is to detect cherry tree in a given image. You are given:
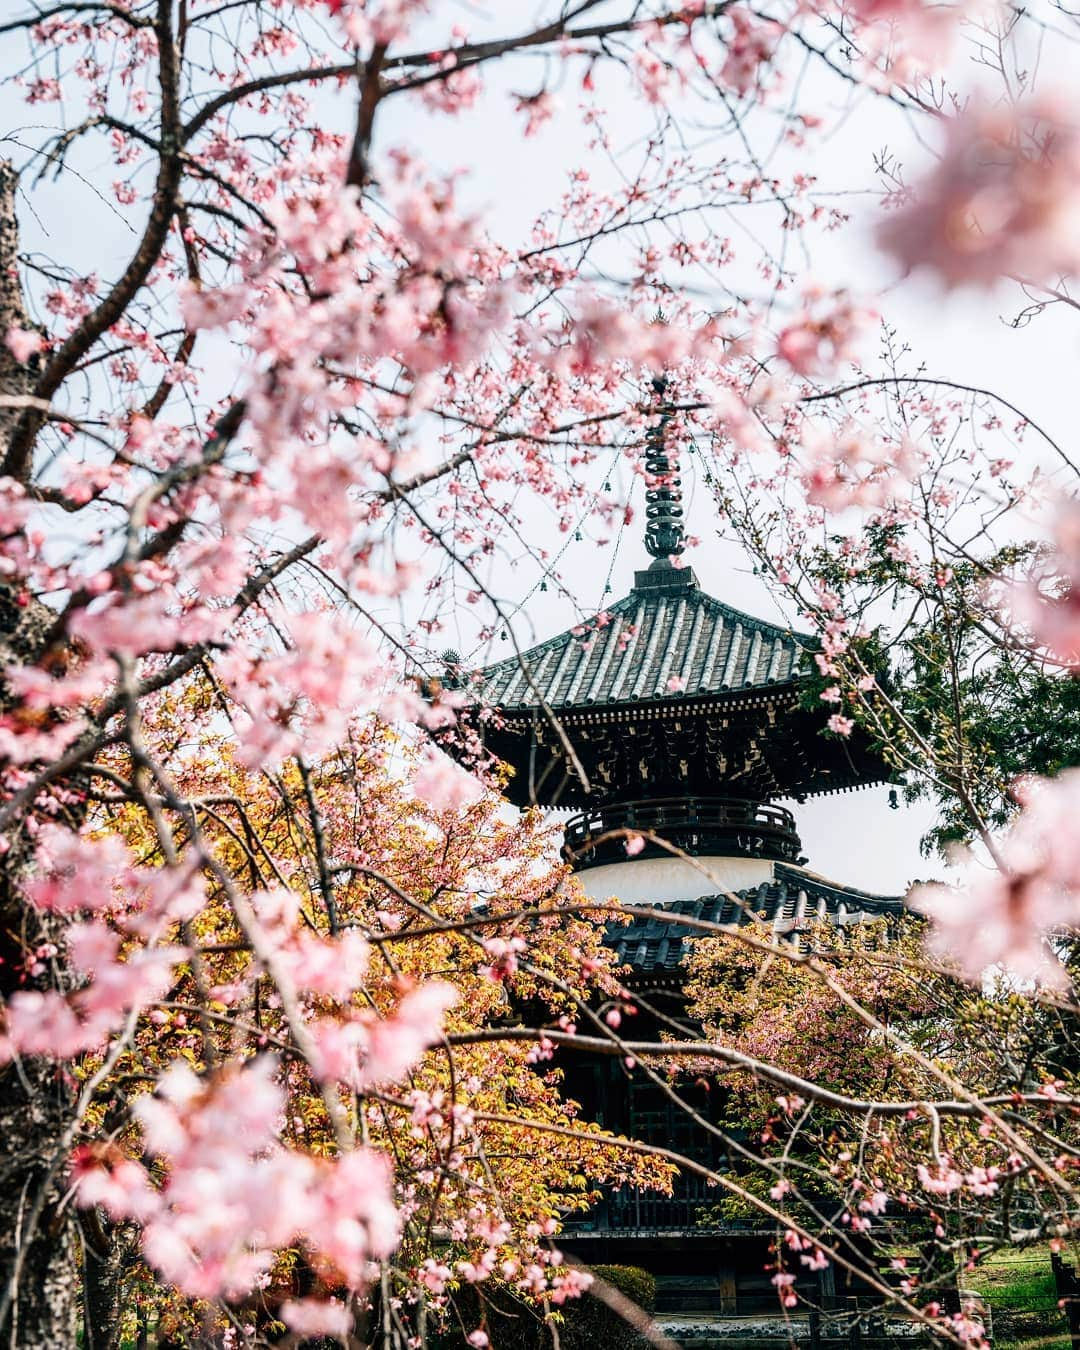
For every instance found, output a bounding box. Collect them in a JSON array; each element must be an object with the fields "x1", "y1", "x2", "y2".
[{"x1": 2, "y1": 0, "x2": 1080, "y2": 1348}]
